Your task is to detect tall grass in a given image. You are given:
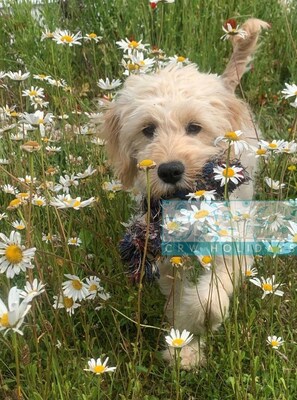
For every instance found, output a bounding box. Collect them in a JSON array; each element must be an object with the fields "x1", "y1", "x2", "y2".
[{"x1": 0, "y1": 0, "x2": 297, "y2": 399}]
